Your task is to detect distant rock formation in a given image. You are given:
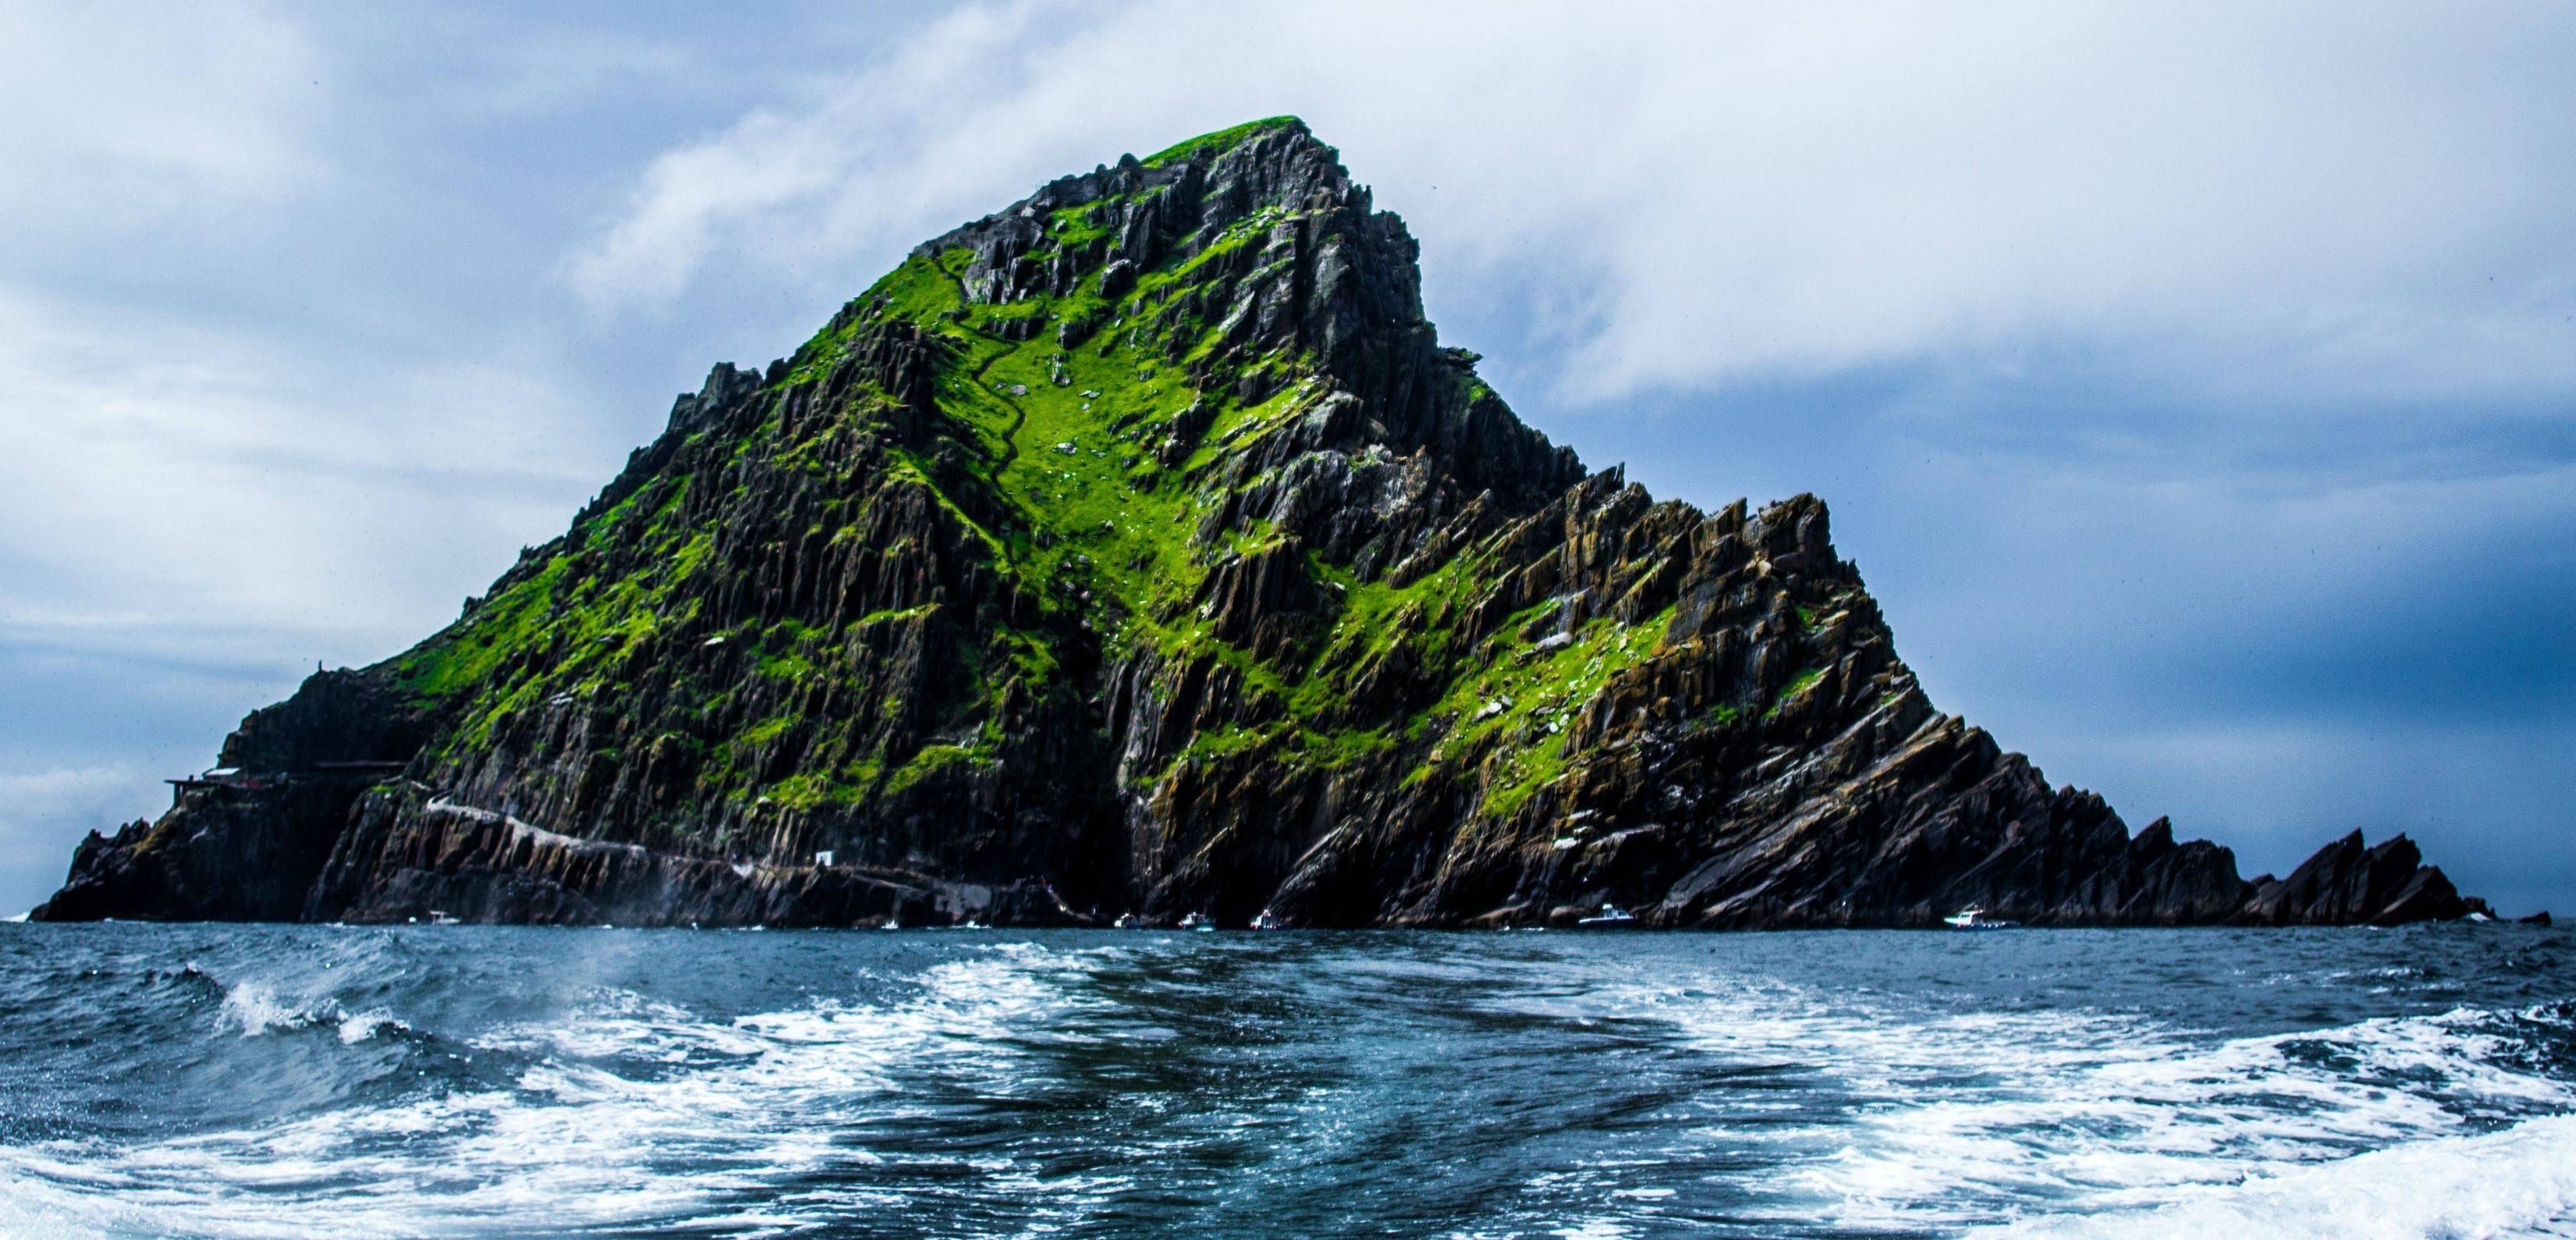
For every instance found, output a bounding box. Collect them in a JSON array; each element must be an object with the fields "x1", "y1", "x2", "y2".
[
  {"x1": 34, "y1": 119, "x2": 2489, "y2": 929},
  {"x1": 2240, "y1": 831, "x2": 2481, "y2": 927}
]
